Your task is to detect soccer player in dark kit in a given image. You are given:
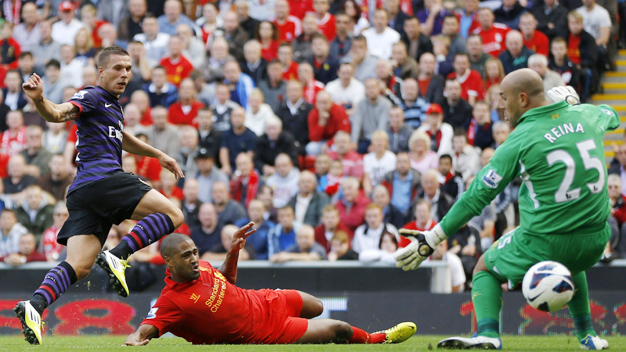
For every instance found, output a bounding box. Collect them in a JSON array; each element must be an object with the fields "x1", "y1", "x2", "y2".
[{"x1": 15, "y1": 46, "x2": 185, "y2": 345}]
